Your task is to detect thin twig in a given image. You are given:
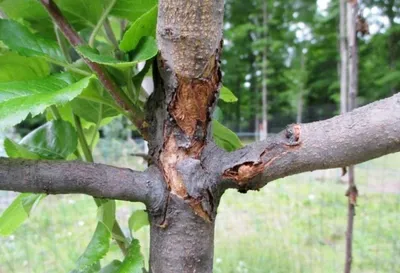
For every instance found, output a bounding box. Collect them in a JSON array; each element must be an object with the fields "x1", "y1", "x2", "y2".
[
  {"x1": 88, "y1": 0, "x2": 118, "y2": 47},
  {"x1": 39, "y1": 0, "x2": 146, "y2": 136},
  {"x1": 73, "y1": 114, "x2": 94, "y2": 163}
]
